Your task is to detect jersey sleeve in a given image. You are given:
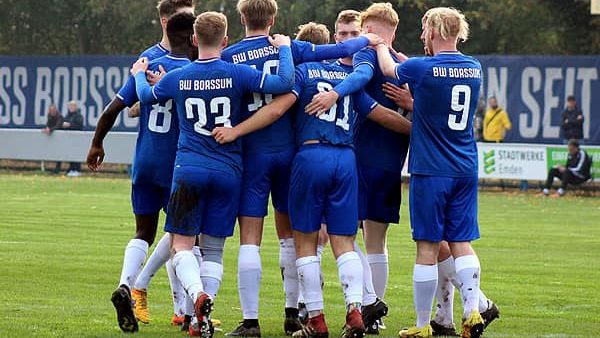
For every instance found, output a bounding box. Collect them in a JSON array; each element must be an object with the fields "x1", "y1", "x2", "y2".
[
  {"x1": 291, "y1": 65, "x2": 306, "y2": 99},
  {"x1": 394, "y1": 58, "x2": 420, "y2": 85},
  {"x1": 352, "y1": 90, "x2": 378, "y2": 118},
  {"x1": 292, "y1": 36, "x2": 370, "y2": 63},
  {"x1": 239, "y1": 45, "x2": 294, "y2": 94},
  {"x1": 135, "y1": 69, "x2": 177, "y2": 104},
  {"x1": 116, "y1": 76, "x2": 139, "y2": 107},
  {"x1": 331, "y1": 50, "x2": 376, "y2": 98}
]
